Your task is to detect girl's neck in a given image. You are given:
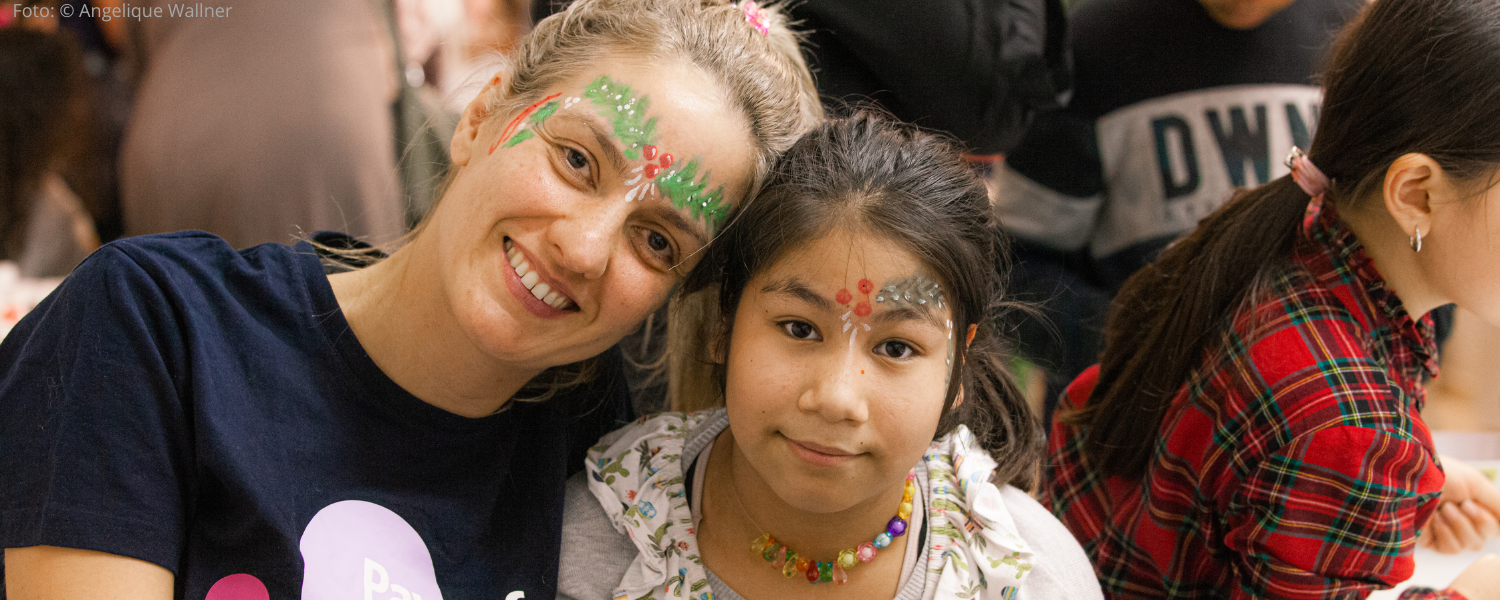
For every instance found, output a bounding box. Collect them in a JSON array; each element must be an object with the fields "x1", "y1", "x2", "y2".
[
  {"x1": 327, "y1": 235, "x2": 541, "y2": 418},
  {"x1": 699, "y1": 428, "x2": 912, "y2": 595},
  {"x1": 1342, "y1": 202, "x2": 1448, "y2": 319}
]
